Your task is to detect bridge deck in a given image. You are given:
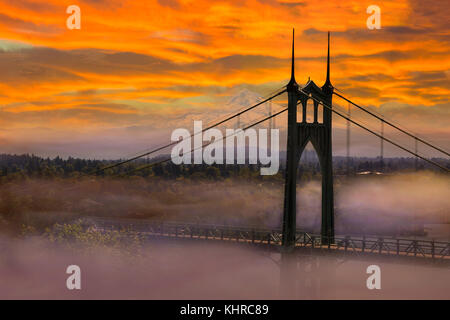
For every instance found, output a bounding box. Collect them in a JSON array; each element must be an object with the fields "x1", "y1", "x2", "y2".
[{"x1": 81, "y1": 217, "x2": 450, "y2": 265}]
